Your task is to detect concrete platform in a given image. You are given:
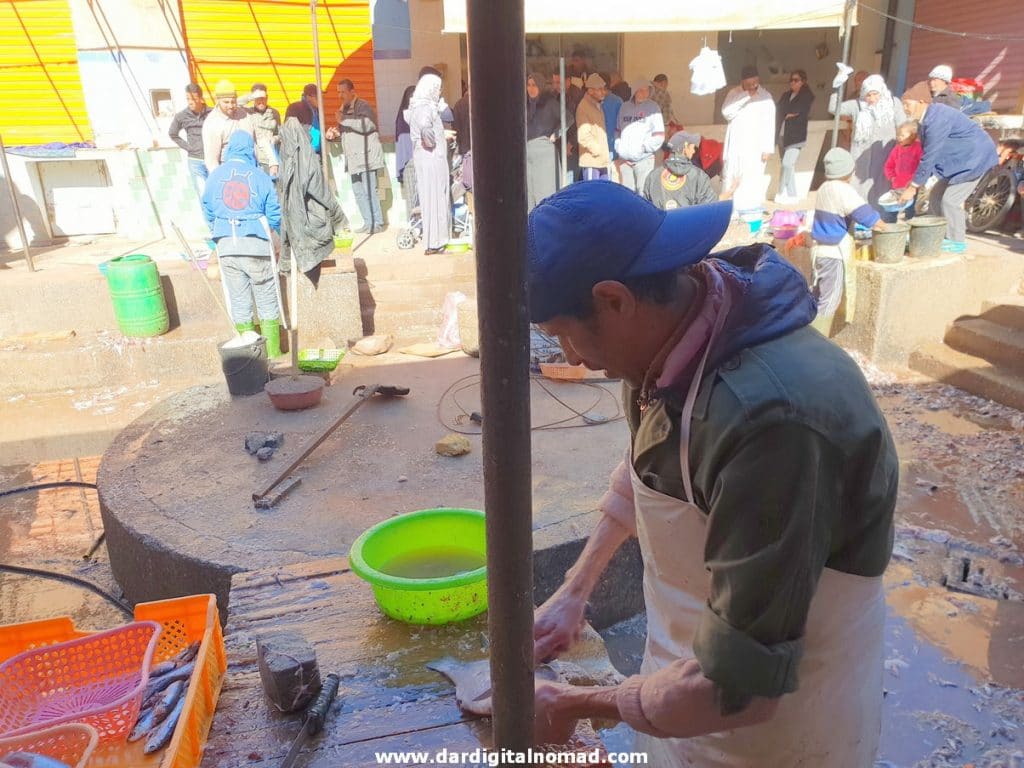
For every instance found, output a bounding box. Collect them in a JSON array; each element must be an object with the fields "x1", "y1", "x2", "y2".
[{"x1": 98, "y1": 356, "x2": 642, "y2": 626}]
